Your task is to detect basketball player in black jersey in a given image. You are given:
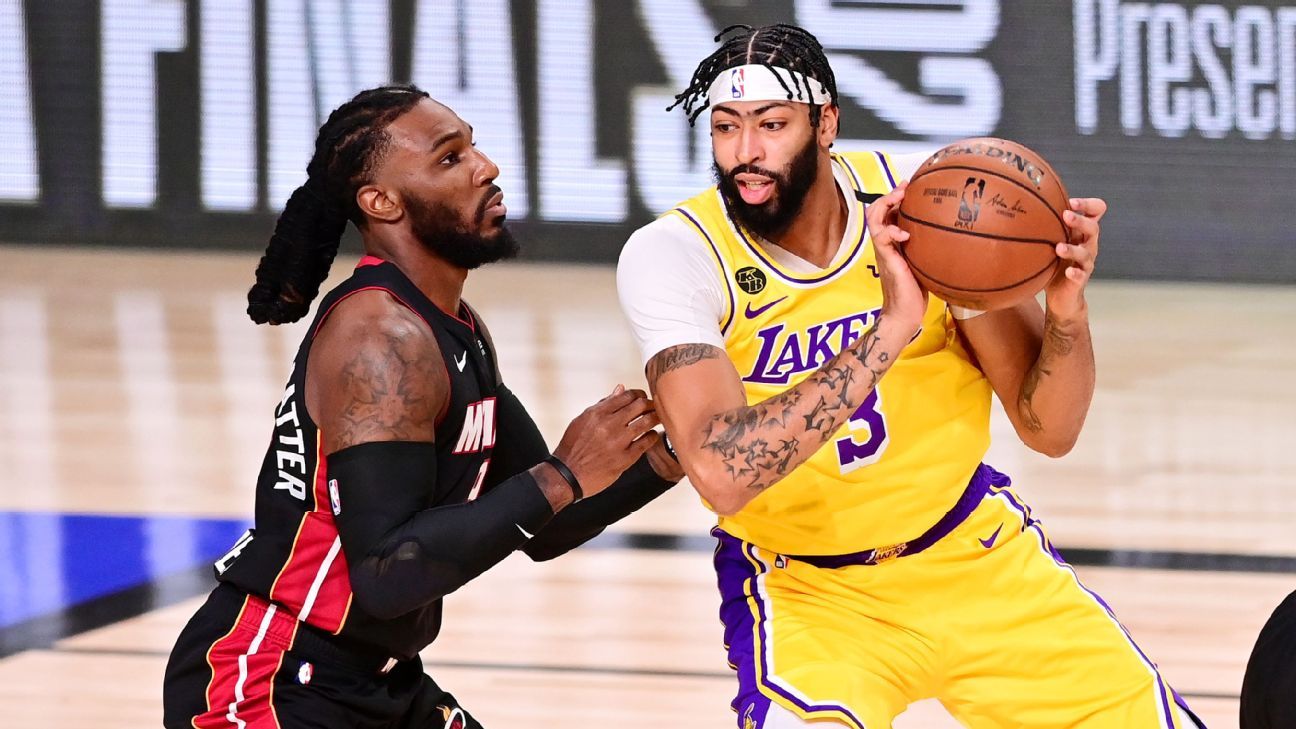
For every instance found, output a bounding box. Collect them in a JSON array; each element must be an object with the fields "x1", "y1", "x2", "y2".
[
  {"x1": 1241, "y1": 589, "x2": 1296, "y2": 728},
  {"x1": 162, "y1": 84, "x2": 684, "y2": 729}
]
